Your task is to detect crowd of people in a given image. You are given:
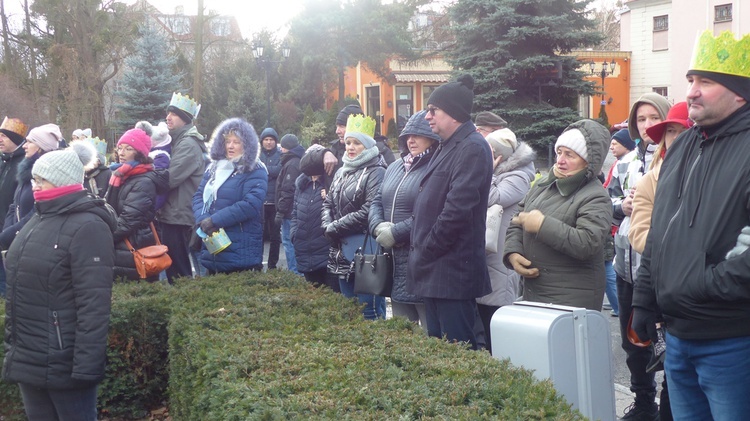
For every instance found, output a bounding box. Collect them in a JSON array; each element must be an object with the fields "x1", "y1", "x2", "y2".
[{"x1": 3, "y1": 29, "x2": 750, "y2": 420}]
